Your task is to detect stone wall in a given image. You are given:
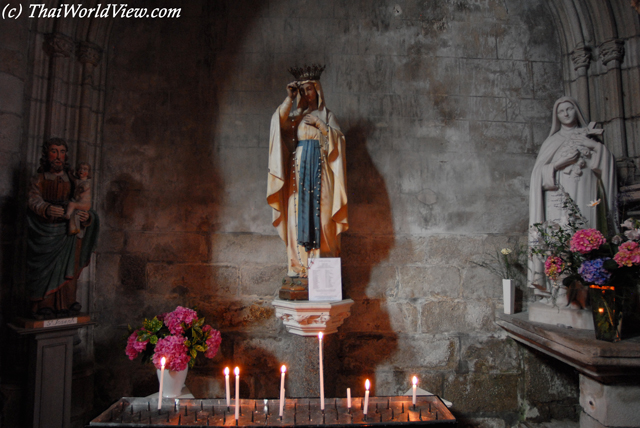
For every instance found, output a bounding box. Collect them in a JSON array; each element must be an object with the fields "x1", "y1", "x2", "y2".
[{"x1": 91, "y1": 0, "x2": 578, "y2": 426}]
